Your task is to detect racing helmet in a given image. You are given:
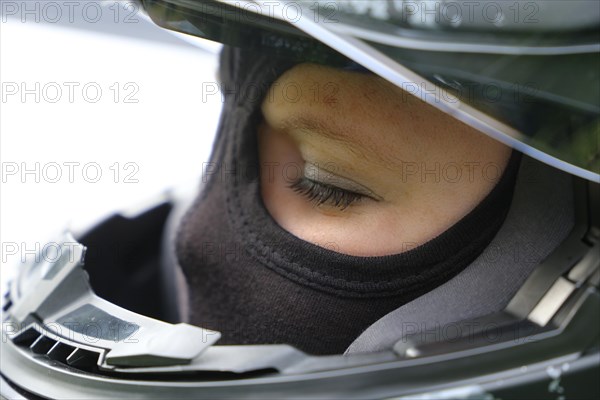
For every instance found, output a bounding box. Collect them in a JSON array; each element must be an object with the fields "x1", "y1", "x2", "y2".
[{"x1": 1, "y1": 1, "x2": 599, "y2": 399}]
